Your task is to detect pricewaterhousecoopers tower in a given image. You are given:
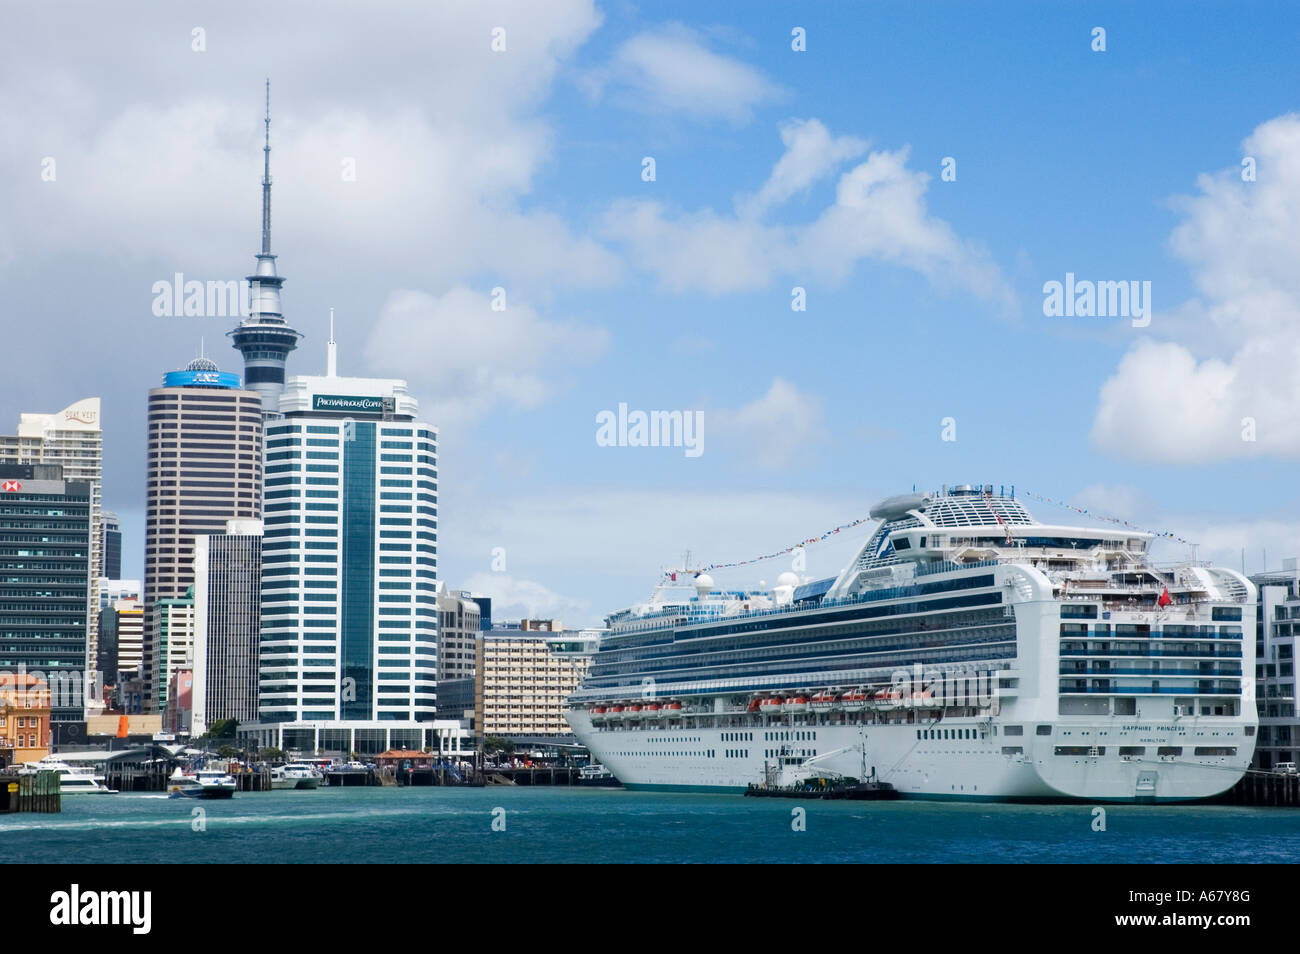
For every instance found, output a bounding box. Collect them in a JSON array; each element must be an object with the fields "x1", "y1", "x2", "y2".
[{"x1": 229, "y1": 81, "x2": 301, "y2": 421}]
